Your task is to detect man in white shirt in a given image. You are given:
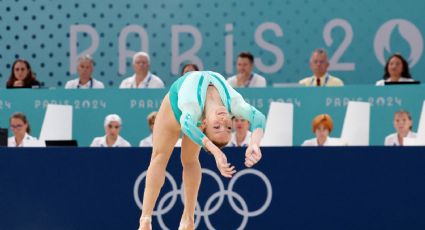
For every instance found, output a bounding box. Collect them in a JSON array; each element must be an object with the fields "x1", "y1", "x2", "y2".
[
  {"x1": 65, "y1": 55, "x2": 105, "y2": 89},
  {"x1": 299, "y1": 48, "x2": 344, "y2": 87},
  {"x1": 227, "y1": 52, "x2": 266, "y2": 88},
  {"x1": 119, "y1": 52, "x2": 164, "y2": 88}
]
